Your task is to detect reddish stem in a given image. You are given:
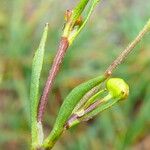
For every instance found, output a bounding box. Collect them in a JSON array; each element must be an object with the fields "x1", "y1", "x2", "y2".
[
  {"x1": 38, "y1": 37, "x2": 69, "y2": 122},
  {"x1": 65, "y1": 100, "x2": 103, "y2": 129}
]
